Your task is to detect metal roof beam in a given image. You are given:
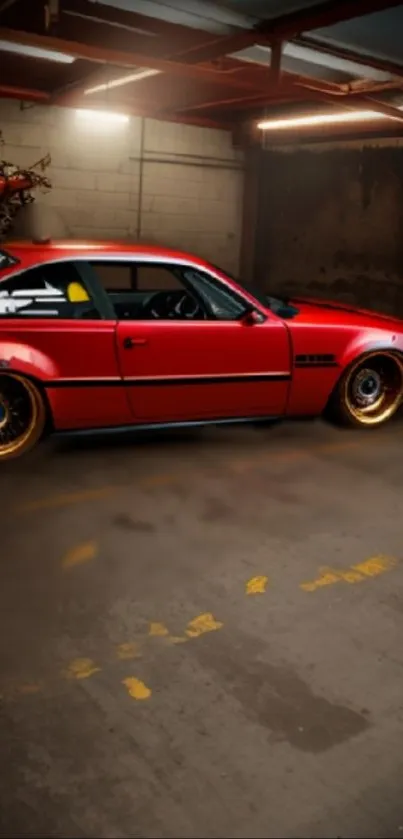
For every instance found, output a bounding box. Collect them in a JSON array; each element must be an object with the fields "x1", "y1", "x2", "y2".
[
  {"x1": 0, "y1": 26, "x2": 269, "y2": 93},
  {"x1": 175, "y1": 0, "x2": 403, "y2": 65},
  {"x1": 296, "y1": 34, "x2": 403, "y2": 80}
]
